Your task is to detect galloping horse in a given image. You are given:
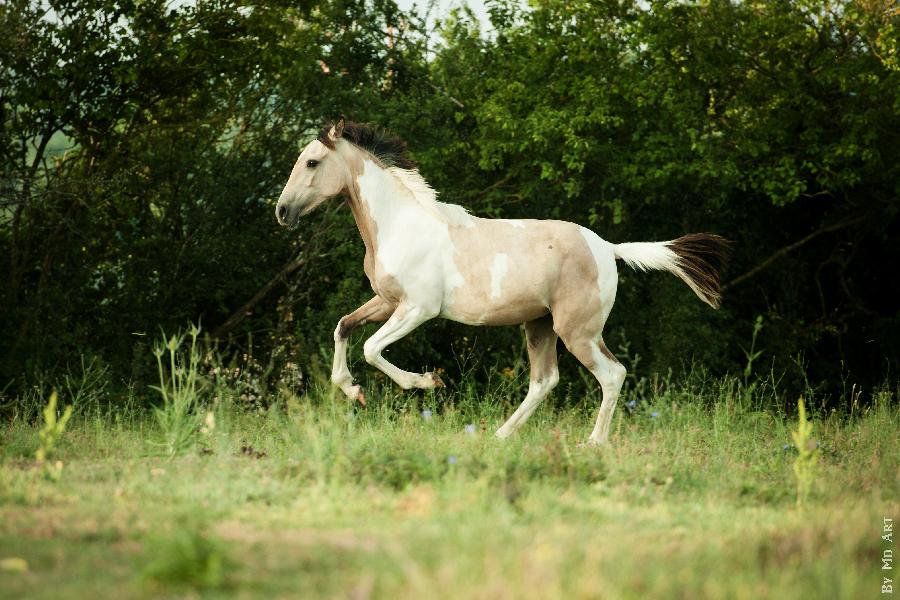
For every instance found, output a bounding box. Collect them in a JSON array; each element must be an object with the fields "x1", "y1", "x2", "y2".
[{"x1": 275, "y1": 119, "x2": 729, "y2": 445}]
